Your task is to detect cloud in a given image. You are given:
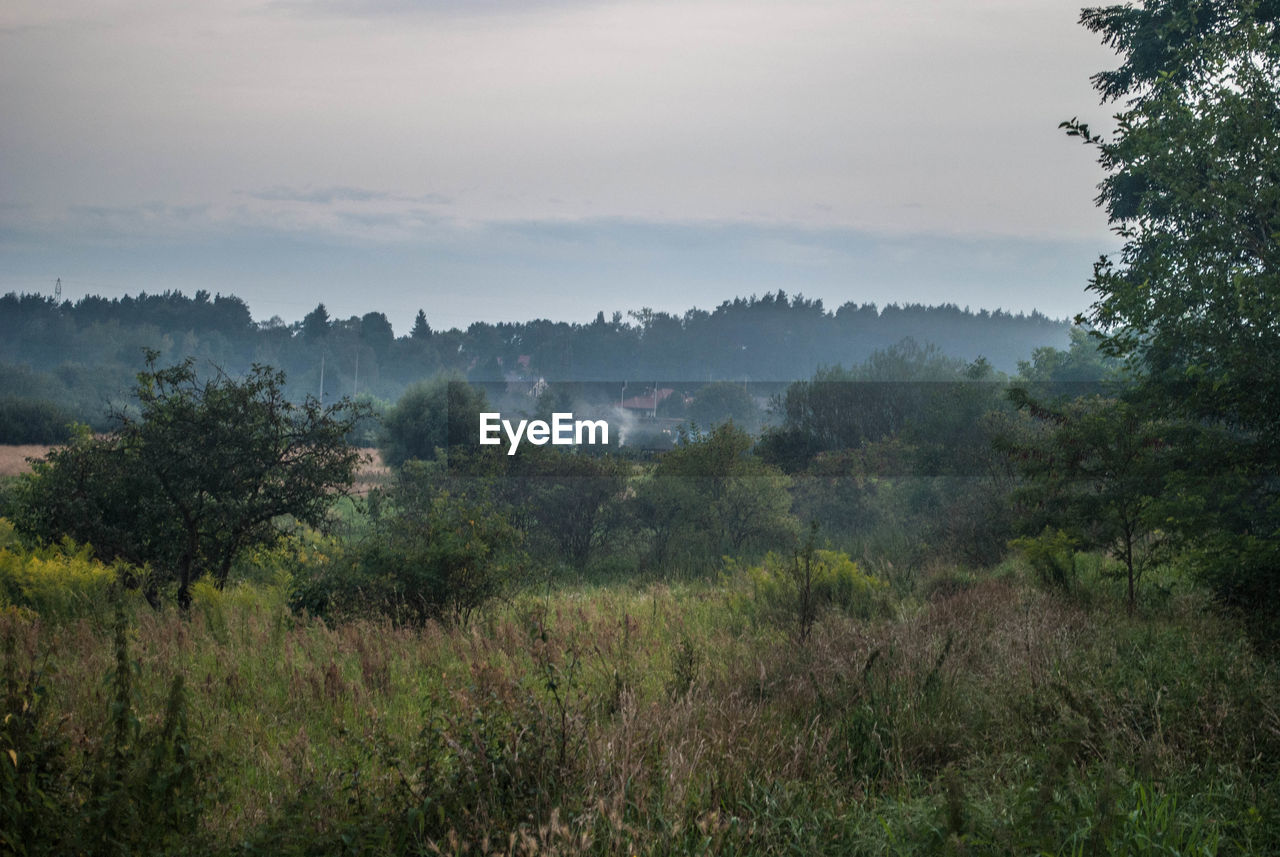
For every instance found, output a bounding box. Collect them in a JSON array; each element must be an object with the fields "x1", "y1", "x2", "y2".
[
  {"x1": 243, "y1": 185, "x2": 451, "y2": 206},
  {"x1": 247, "y1": 186, "x2": 392, "y2": 204},
  {"x1": 266, "y1": 0, "x2": 612, "y2": 19}
]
